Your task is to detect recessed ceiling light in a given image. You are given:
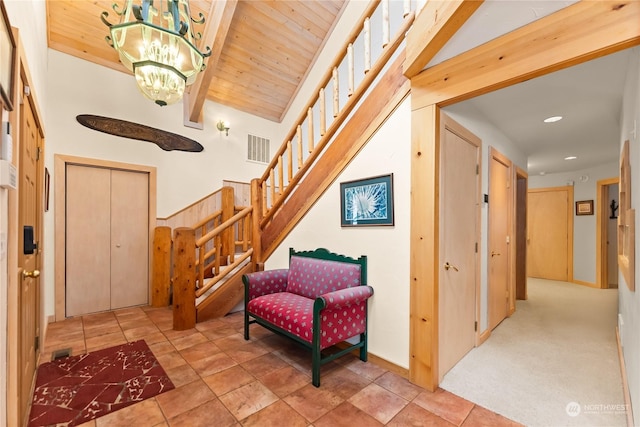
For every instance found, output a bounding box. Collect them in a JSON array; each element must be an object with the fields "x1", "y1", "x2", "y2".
[
  {"x1": 544, "y1": 116, "x2": 563, "y2": 123},
  {"x1": 564, "y1": 156, "x2": 577, "y2": 160}
]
